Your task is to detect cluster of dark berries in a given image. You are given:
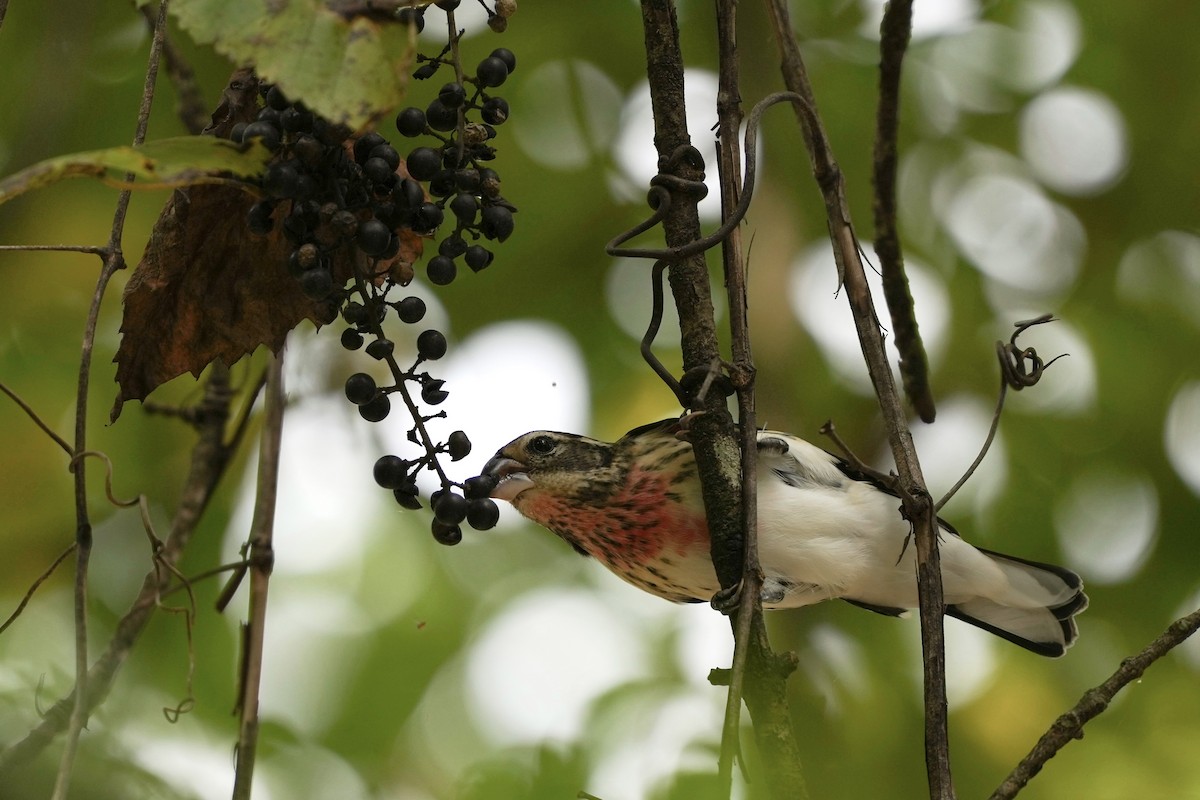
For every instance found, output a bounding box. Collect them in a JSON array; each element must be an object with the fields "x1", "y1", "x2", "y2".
[
  {"x1": 238, "y1": 85, "x2": 436, "y2": 306},
  {"x1": 237, "y1": 5, "x2": 518, "y2": 546},
  {"x1": 373, "y1": 450, "x2": 501, "y2": 545},
  {"x1": 391, "y1": 10, "x2": 518, "y2": 286}
]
